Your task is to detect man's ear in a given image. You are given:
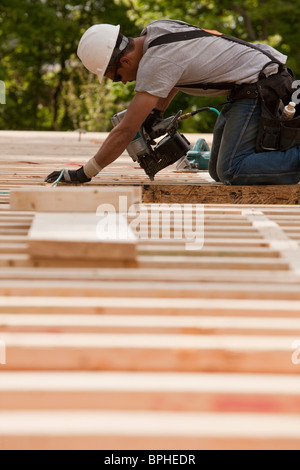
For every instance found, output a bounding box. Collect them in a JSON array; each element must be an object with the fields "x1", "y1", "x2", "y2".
[{"x1": 120, "y1": 56, "x2": 131, "y2": 67}]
